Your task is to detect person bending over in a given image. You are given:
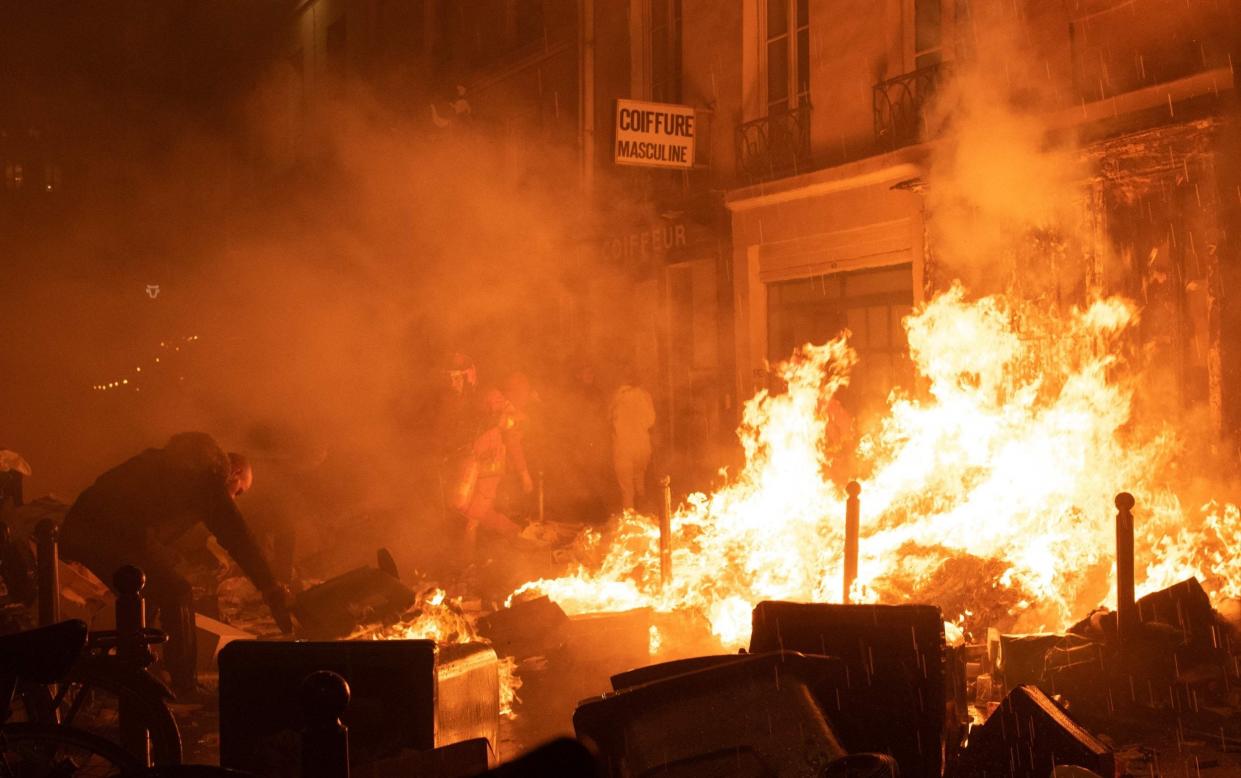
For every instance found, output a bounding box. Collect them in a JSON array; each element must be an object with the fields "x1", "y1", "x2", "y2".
[{"x1": 60, "y1": 432, "x2": 291, "y2": 697}]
